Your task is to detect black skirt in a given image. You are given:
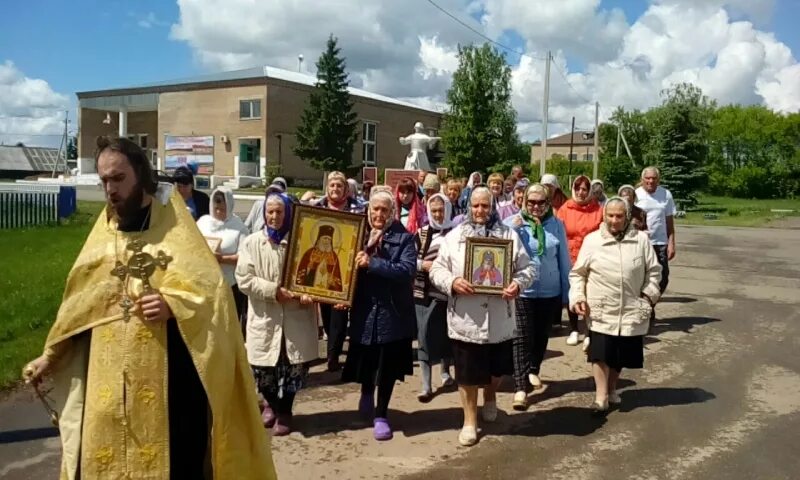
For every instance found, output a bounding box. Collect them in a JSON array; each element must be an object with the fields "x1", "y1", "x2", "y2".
[
  {"x1": 587, "y1": 331, "x2": 644, "y2": 371},
  {"x1": 451, "y1": 339, "x2": 513, "y2": 386},
  {"x1": 342, "y1": 339, "x2": 414, "y2": 386},
  {"x1": 415, "y1": 299, "x2": 452, "y2": 364}
]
